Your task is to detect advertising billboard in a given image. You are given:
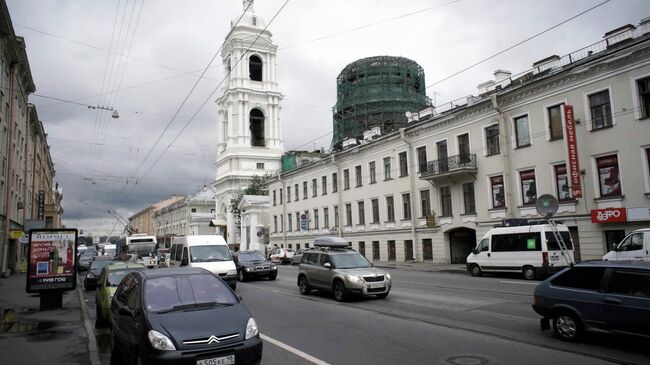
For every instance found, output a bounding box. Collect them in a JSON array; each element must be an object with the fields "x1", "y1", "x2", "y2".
[{"x1": 26, "y1": 229, "x2": 78, "y2": 293}]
